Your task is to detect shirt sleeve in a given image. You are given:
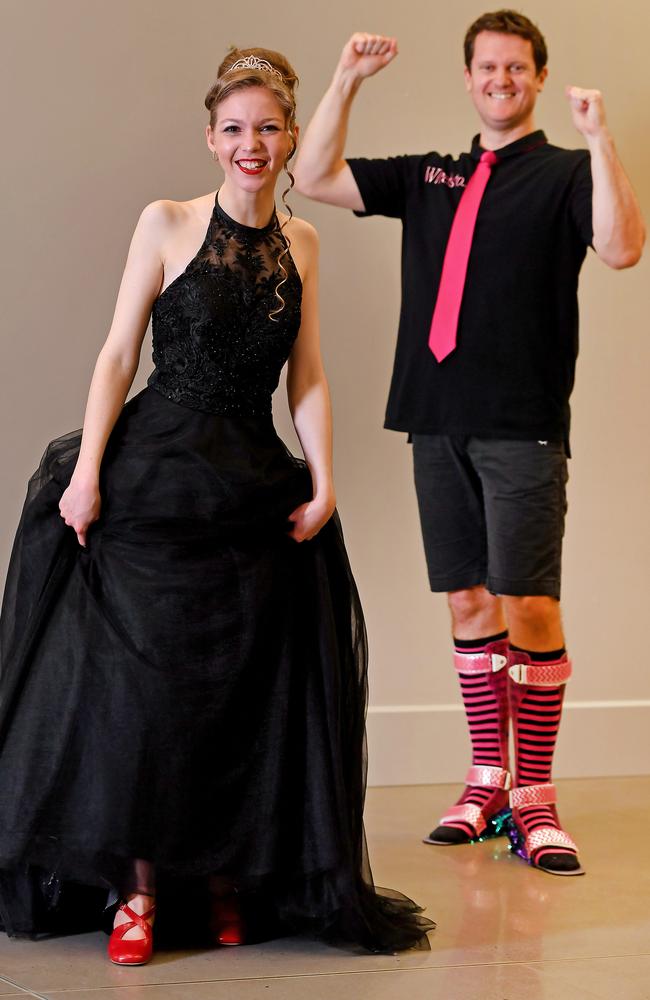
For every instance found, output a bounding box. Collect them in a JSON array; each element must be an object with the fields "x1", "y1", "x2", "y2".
[
  {"x1": 346, "y1": 156, "x2": 412, "y2": 219},
  {"x1": 569, "y1": 151, "x2": 593, "y2": 247}
]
